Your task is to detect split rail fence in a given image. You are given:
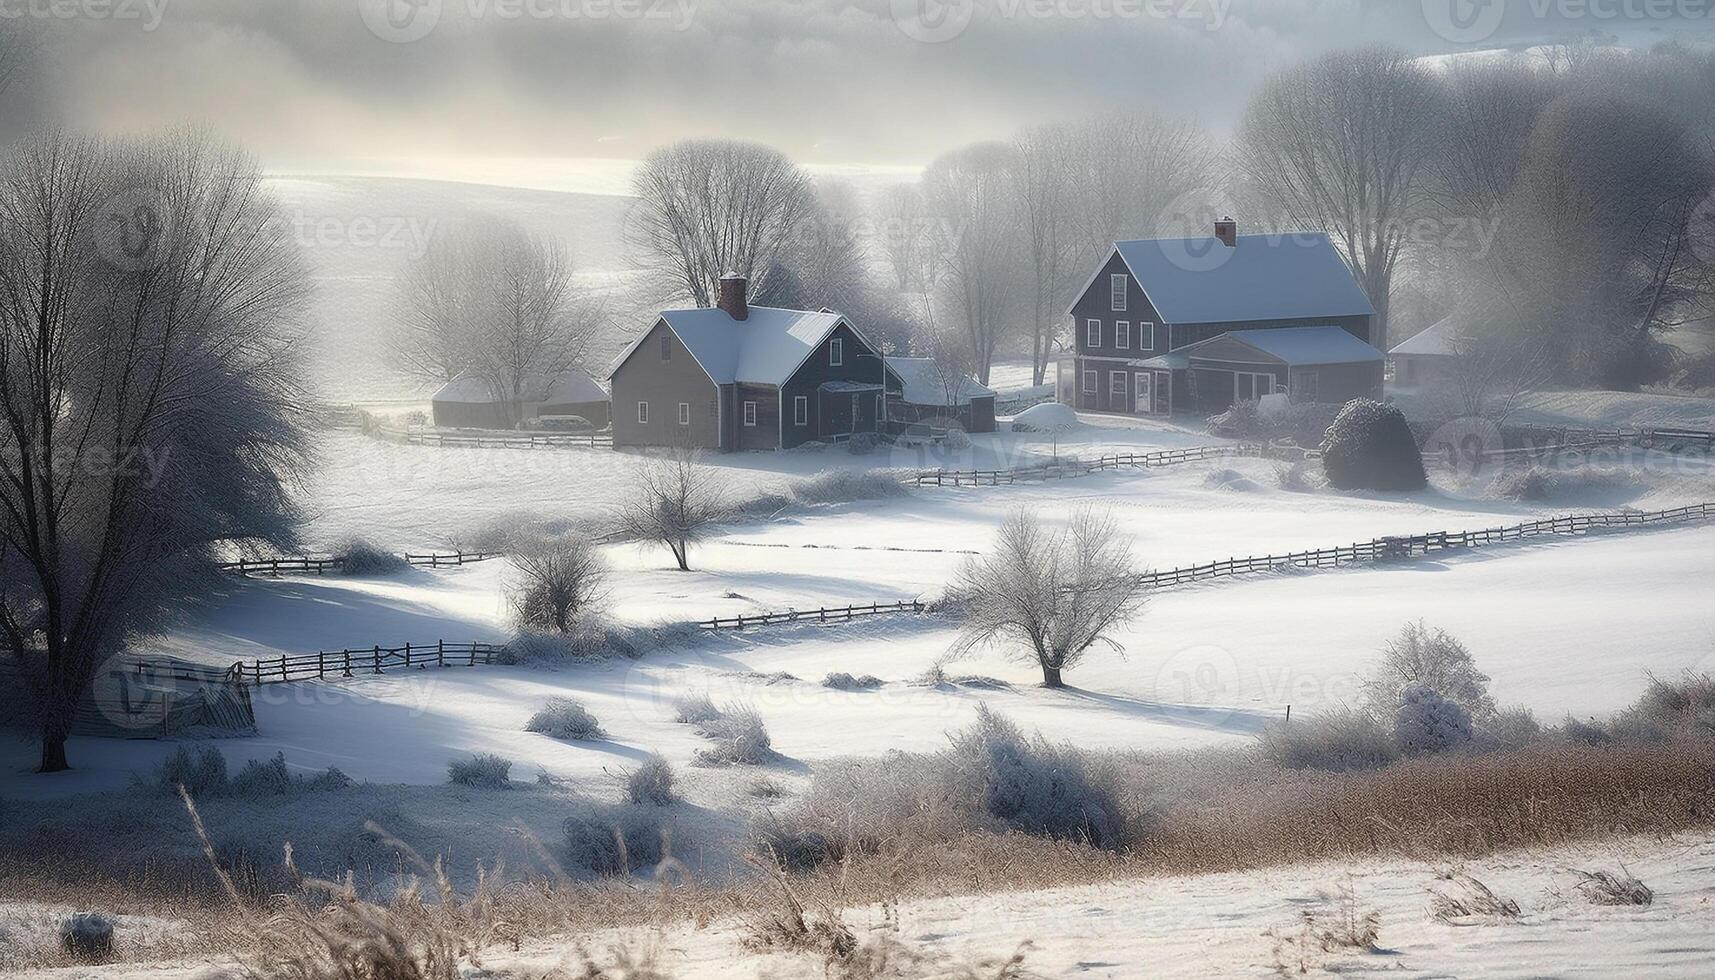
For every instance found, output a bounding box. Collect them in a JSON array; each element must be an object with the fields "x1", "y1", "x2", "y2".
[
  {"x1": 701, "y1": 600, "x2": 925, "y2": 631},
  {"x1": 226, "y1": 641, "x2": 507, "y2": 686},
  {"x1": 219, "y1": 550, "x2": 502, "y2": 577},
  {"x1": 906, "y1": 443, "x2": 1266, "y2": 487},
  {"x1": 374, "y1": 425, "x2": 612, "y2": 450}
]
